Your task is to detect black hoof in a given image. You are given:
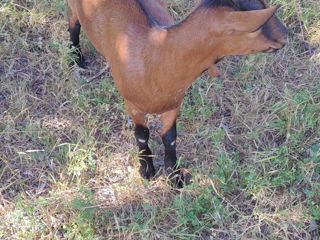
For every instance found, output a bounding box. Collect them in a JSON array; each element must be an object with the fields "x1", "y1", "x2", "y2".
[
  {"x1": 69, "y1": 55, "x2": 86, "y2": 69},
  {"x1": 139, "y1": 158, "x2": 155, "y2": 180},
  {"x1": 167, "y1": 168, "x2": 193, "y2": 188},
  {"x1": 76, "y1": 55, "x2": 86, "y2": 68},
  {"x1": 167, "y1": 168, "x2": 184, "y2": 188},
  {"x1": 76, "y1": 60, "x2": 86, "y2": 68}
]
